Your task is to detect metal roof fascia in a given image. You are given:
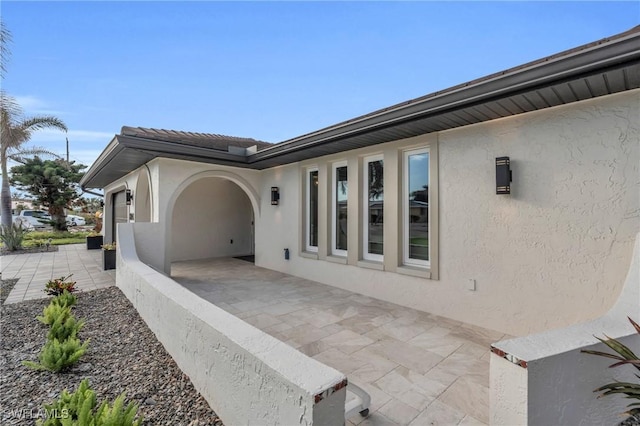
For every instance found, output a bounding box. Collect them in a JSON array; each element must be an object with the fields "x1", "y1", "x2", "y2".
[
  {"x1": 79, "y1": 136, "x2": 122, "y2": 188},
  {"x1": 248, "y1": 32, "x2": 640, "y2": 163},
  {"x1": 117, "y1": 135, "x2": 251, "y2": 164}
]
